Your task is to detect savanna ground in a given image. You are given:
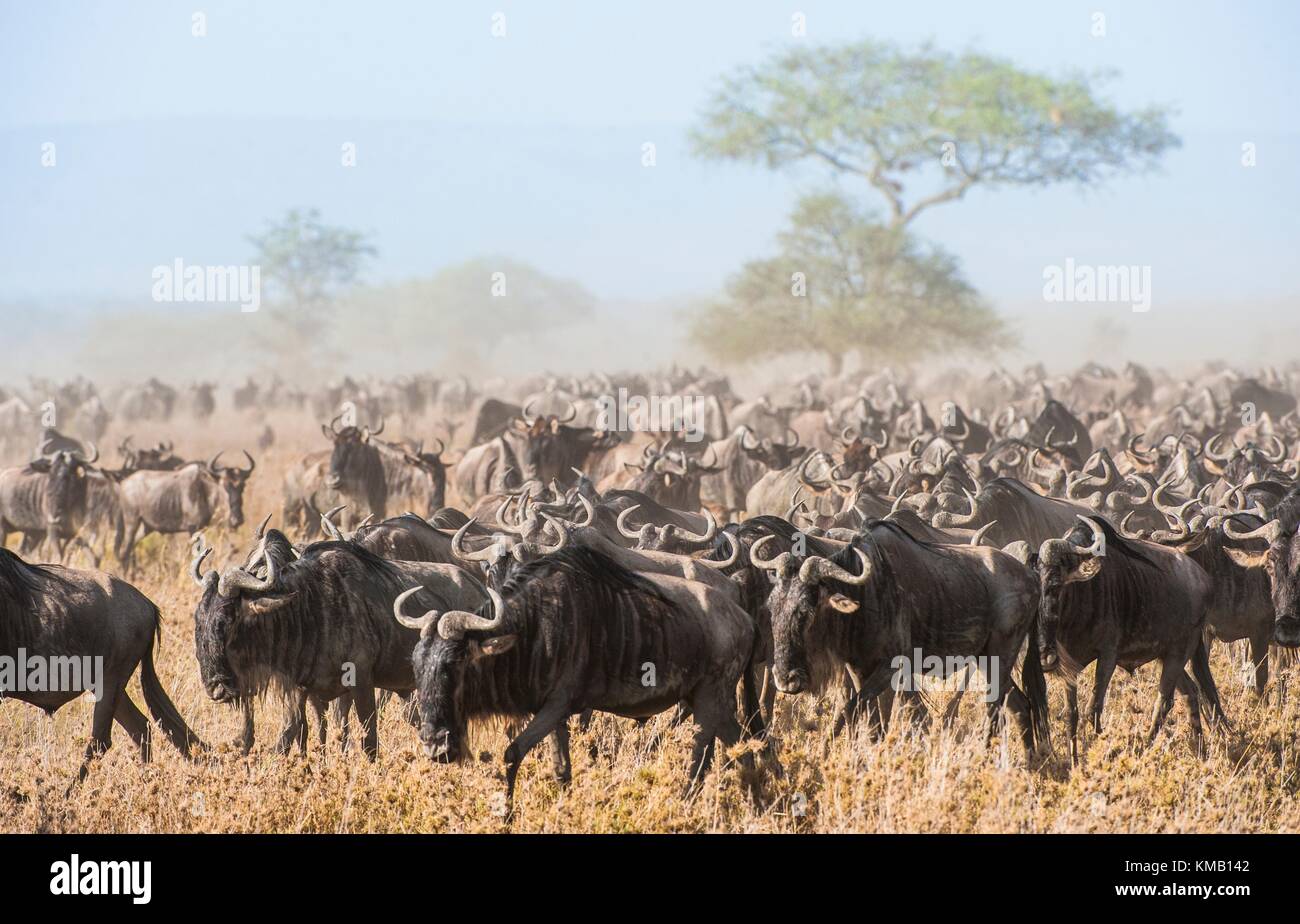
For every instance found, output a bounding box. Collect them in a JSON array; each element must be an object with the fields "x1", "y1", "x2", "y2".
[{"x1": 2, "y1": 411, "x2": 1298, "y2": 833}]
